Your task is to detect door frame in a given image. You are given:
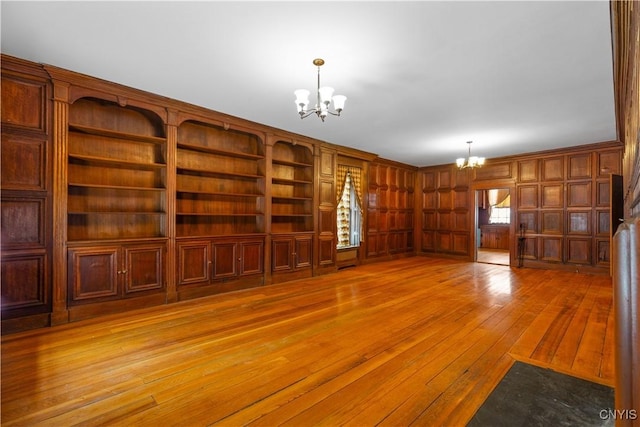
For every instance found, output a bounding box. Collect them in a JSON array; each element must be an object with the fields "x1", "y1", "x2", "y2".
[{"x1": 472, "y1": 181, "x2": 516, "y2": 266}]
